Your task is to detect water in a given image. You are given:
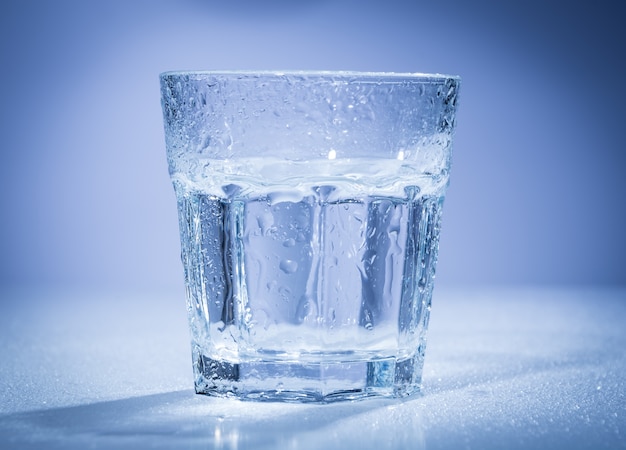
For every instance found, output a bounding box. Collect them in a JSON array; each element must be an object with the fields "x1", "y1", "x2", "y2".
[{"x1": 173, "y1": 157, "x2": 447, "y2": 401}]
